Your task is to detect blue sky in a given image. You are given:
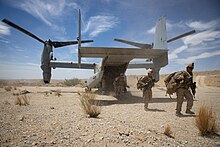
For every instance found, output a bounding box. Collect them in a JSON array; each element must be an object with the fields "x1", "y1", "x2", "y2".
[{"x1": 0, "y1": 0, "x2": 220, "y2": 79}]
